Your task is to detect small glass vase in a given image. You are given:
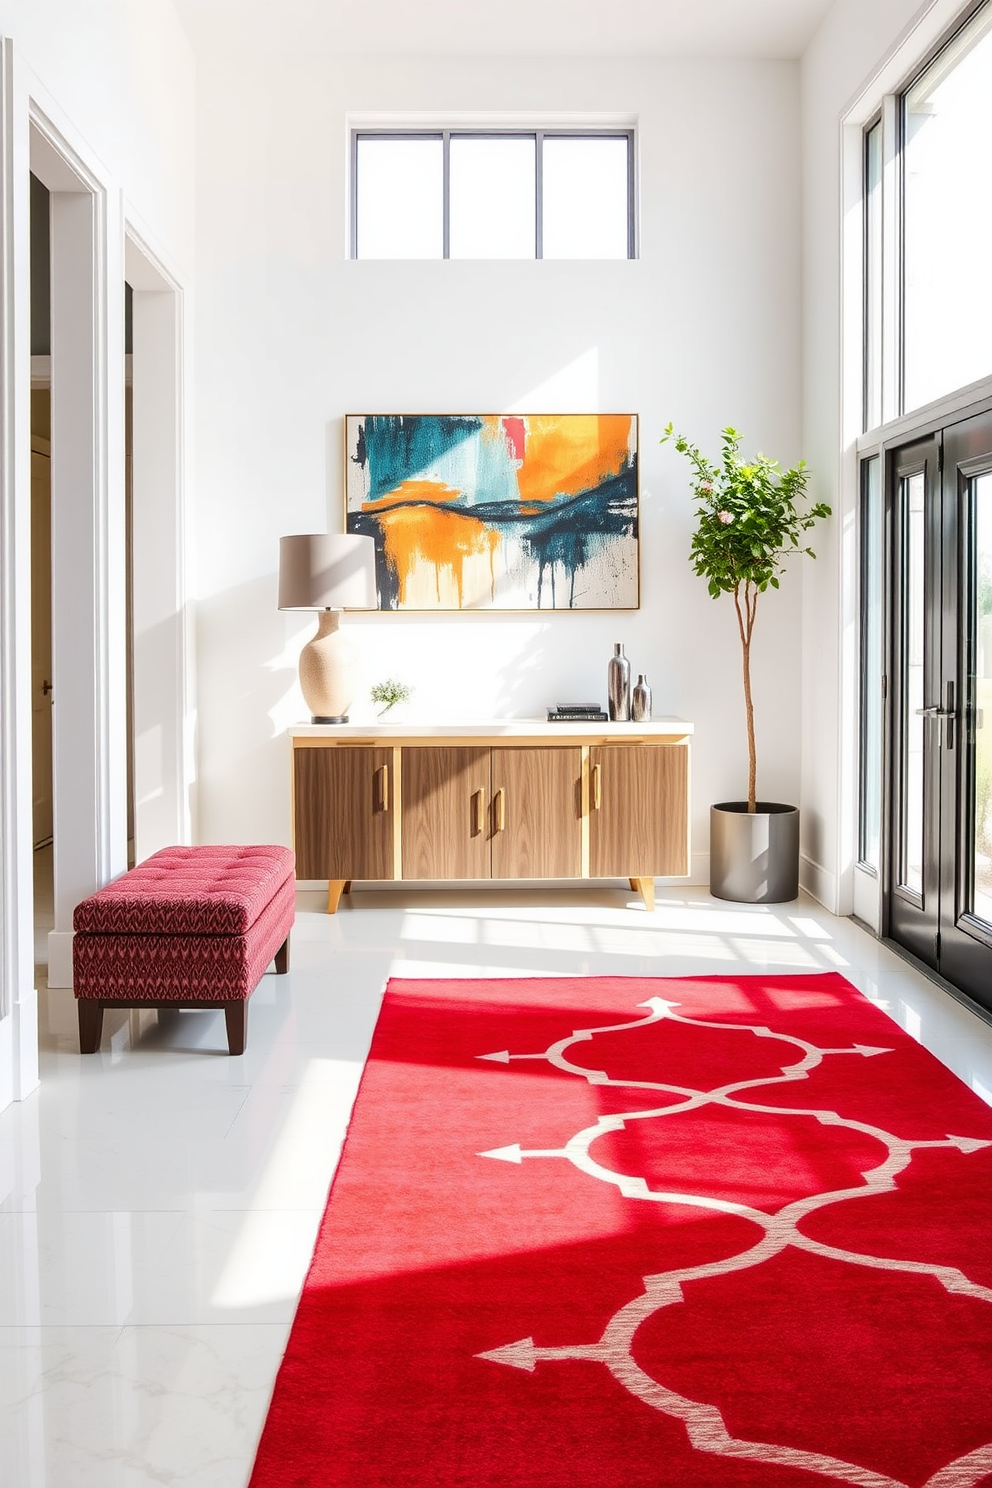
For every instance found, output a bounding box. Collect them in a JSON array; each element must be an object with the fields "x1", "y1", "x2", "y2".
[{"x1": 632, "y1": 674, "x2": 652, "y2": 722}]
